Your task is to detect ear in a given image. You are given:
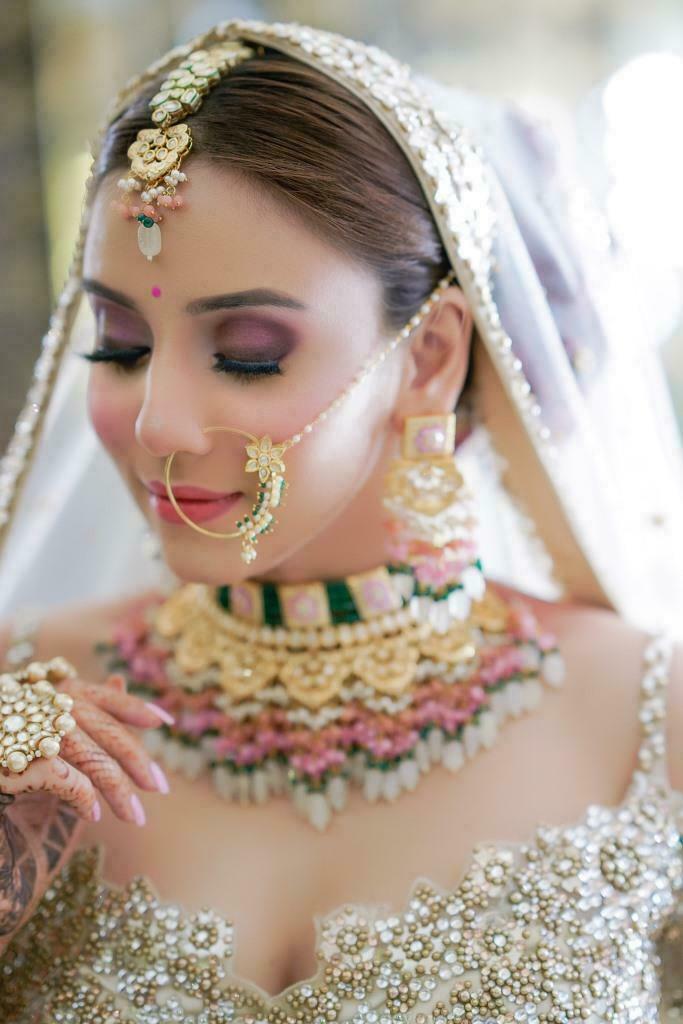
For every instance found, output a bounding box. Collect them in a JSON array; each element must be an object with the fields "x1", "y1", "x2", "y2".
[{"x1": 391, "y1": 285, "x2": 473, "y2": 429}]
